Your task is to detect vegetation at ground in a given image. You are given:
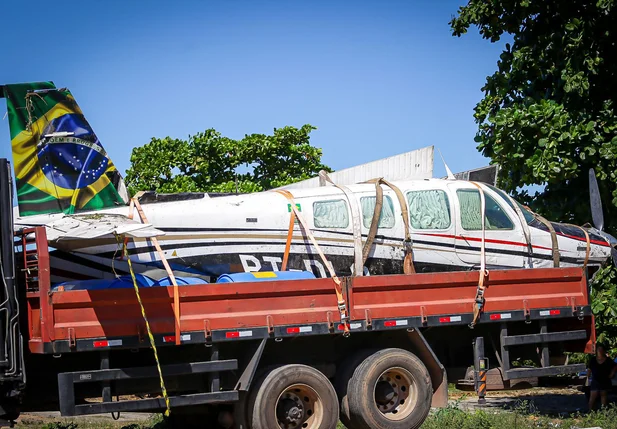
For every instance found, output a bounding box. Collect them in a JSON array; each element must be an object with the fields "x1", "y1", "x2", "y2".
[{"x1": 14, "y1": 401, "x2": 617, "y2": 428}]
